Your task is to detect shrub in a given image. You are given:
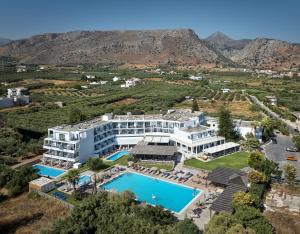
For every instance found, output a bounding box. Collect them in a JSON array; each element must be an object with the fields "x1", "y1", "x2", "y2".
[
  {"x1": 27, "y1": 190, "x2": 41, "y2": 200},
  {"x1": 86, "y1": 157, "x2": 104, "y2": 171}
]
